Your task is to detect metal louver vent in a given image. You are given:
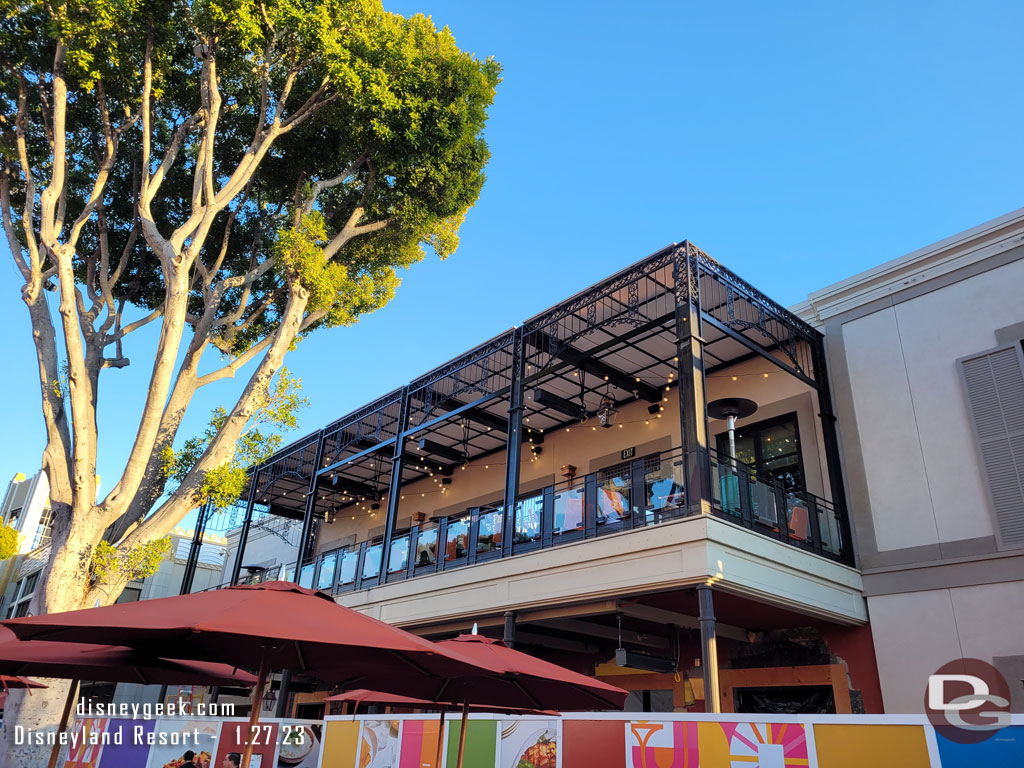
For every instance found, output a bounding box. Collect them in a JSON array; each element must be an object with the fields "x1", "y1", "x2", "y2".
[{"x1": 960, "y1": 344, "x2": 1024, "y2": 548}]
